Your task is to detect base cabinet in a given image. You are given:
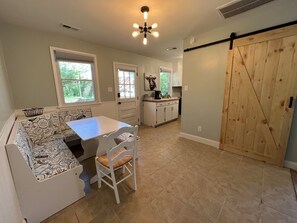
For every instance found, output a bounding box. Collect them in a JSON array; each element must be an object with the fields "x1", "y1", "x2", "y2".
[{"x1": 144, "y1": 100, "x2": 179, "y2": 127}]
